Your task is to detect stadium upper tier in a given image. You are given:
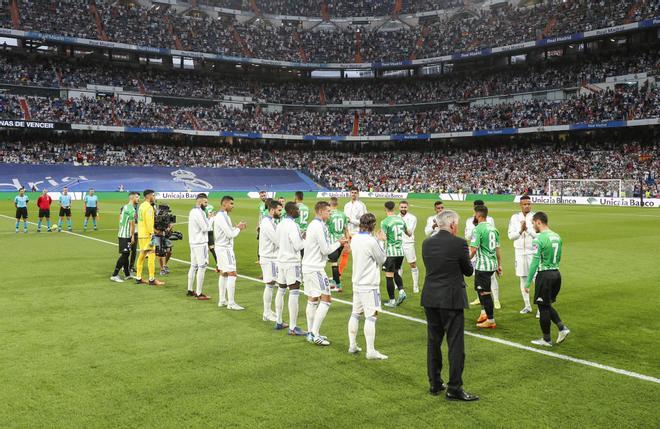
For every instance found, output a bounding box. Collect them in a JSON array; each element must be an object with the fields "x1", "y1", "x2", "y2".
[
  {"x1": 1, "y1": 50, "x2": 656, "y2": 106},
  {"x1": 1, "y1": 84, "x2": 658, "y2": 137},
  {"x1": 203, "y1": 0, "x2": 464, "y2": 18},
  {"x1": 1, "y1": 0, "x2": 658, "y2": 64}
]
